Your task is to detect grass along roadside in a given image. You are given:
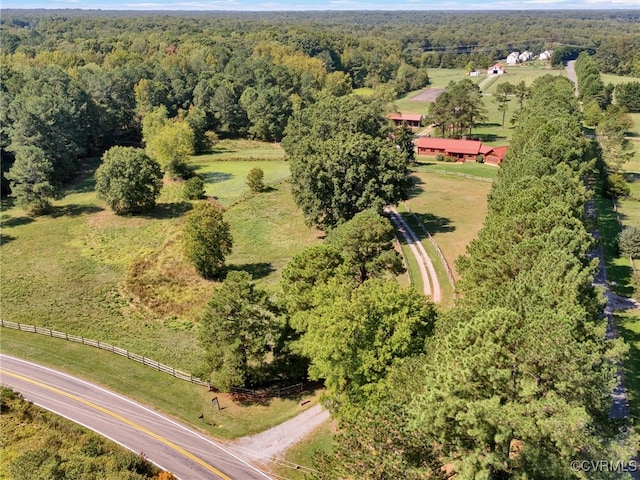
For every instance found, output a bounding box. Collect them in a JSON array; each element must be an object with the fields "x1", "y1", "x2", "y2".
[
  {"x1": 0, "y1": 328, "x2": 321, "y2": 440},
  {"x1": 403, "y1": 170, "x2": 492, "y2": 281},
  {"x1": 268, "y1": 420, "x2": 334, "y2": 480},
  {"x1": 614, "y1": 310, "x2": 640, "y2": 425},
  {"x1": 396, "y1": 204, "x2": 455, "y2": 310}
]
